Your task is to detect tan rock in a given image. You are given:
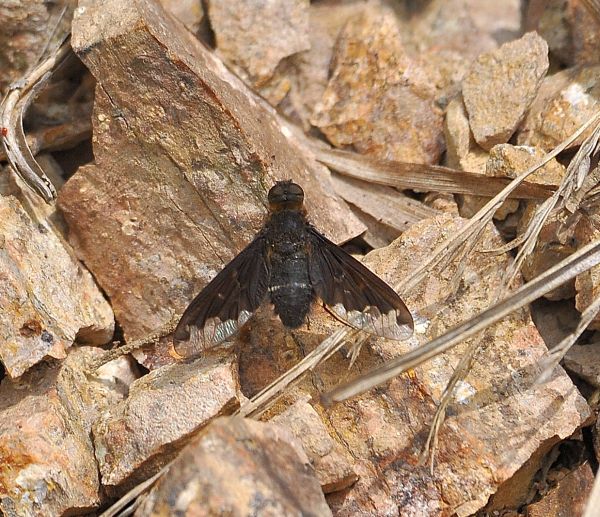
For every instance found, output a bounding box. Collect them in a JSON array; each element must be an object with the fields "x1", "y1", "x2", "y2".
[
  {"x1": 159, "y1": 0, "x2": 203, "y2": 34},
  {"x1": 0, "y1": 347, "x2": 137, "y2": 516},
  {"x1": 462, "y1": 32, "x2": 549, "y2": 150},
  {"x1": 564, "y1": 343, "x2": 600, "y2": 388},
  {"x1": 518, "y1": 65, "x2": 600, "y2": 151},
  {"x1": 525, "y1": 462, "x2": 594, "y2": 517},
  {"x1": 208, "y1": 0, "x2": 309, "y2": 87},
  {"x1": 0, "y1": 2, "x2": 70, "y2": 93},
  {"x1": 0, "y1": 195, "x2": 114, "y2": 378},
  {"x1": 59, "y1": 0, "x2": 362, "y2": 344},
  {"x1": 134, "y1": 417, "x2": 332, "y2": 516},
  {"x1": 94, "y1": 353, "x2": 241, "y2": 491},
  {"x1": 325, "y1": 214, "x2": 589, "y2": 515},
  {"x1": 526, "y1": 0, "x2": 600, "y2": 67},
  {"x1": 486, "y1": 143, "x2": 567, "y2": 186},
  {"x1": 271, "y1": 398, "x2": 358, "y2": 493},
  {"x1": 574, "y1": 215, "x2": 600, "y2": 328},
  {"x1": 311, "y1": 4, "x2": 444, "y2": 164},
  {"x1": 280, "y1": 0, "x2": 368, "y2": 128},
  {"x1": 444, "y1": 96, "x2": 517, "y2": 220}
]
